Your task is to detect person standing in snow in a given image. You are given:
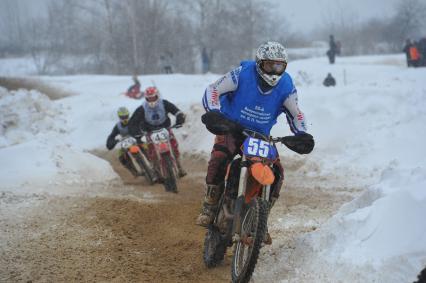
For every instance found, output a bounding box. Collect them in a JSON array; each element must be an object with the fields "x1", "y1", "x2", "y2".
[
  {"x1": 106, "y1": 107, "x2": 140, "y2": 176},
  {"x1": 197, "y1": 41, "x2": 315, "y2": 243},
  {"x1": 160, "y1": 52, "x2": 174, "y2": 74},
  {"x1": 327, "y1": 35, "x2": 338, "y2": 64},
  {"x1": 128, "y1": 86, "x2": 186, "y2": 177}
]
